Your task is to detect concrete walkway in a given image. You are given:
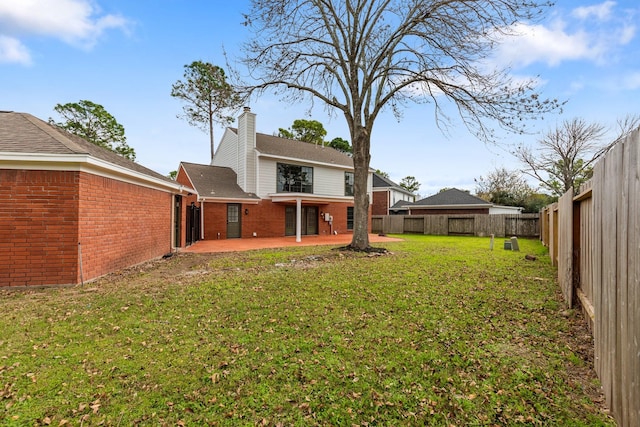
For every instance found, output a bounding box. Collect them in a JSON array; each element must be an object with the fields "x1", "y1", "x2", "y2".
[{"x1": 183, "y1": 234, "x2": 403, "y2": 253}]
